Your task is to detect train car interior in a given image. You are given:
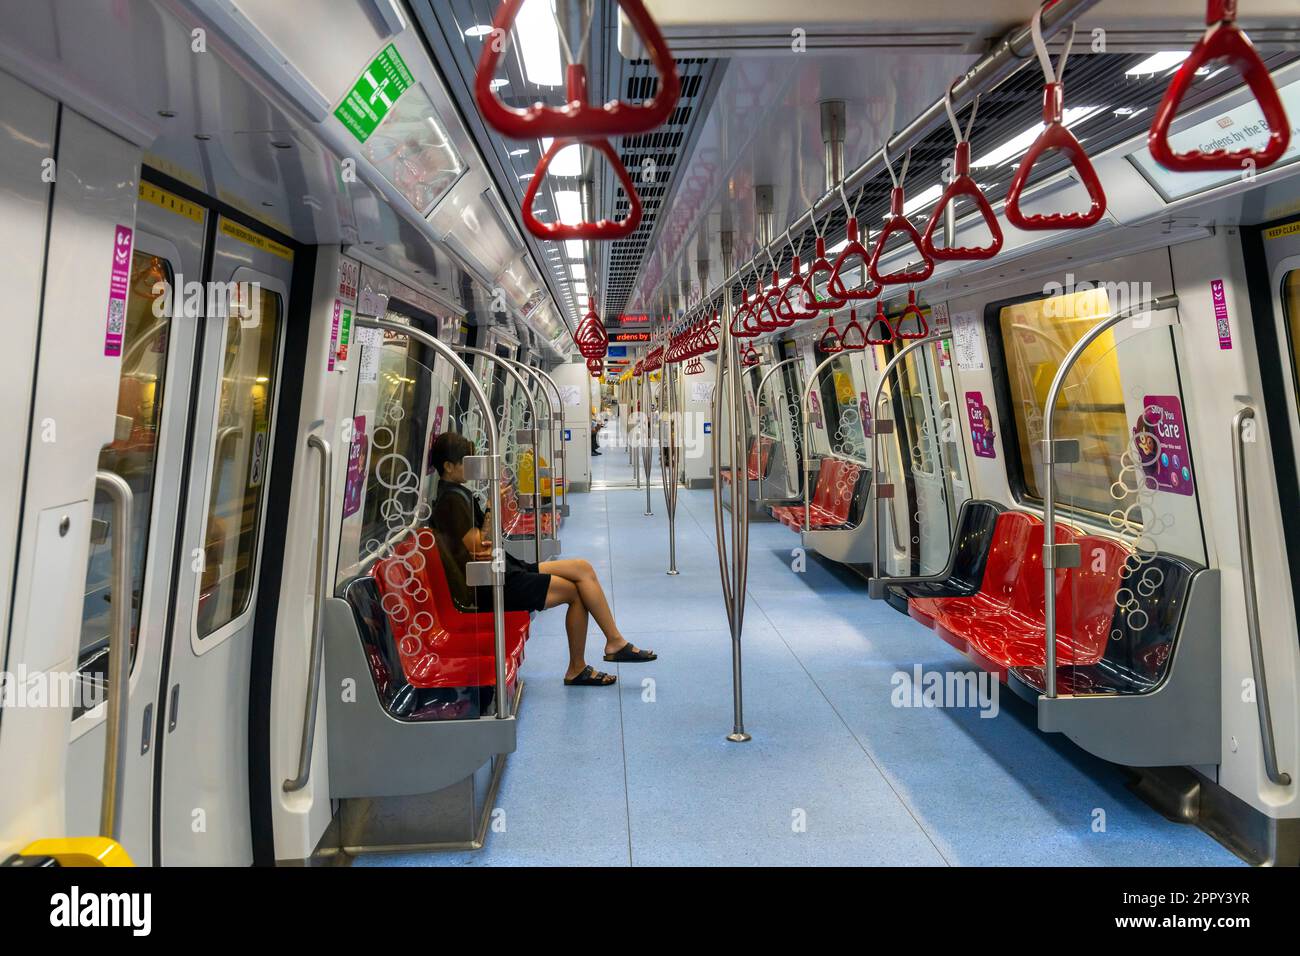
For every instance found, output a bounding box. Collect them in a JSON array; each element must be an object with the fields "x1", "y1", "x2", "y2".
[{"x1": 3, "y1": 0, "x2": 1300, "y2": 875}]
